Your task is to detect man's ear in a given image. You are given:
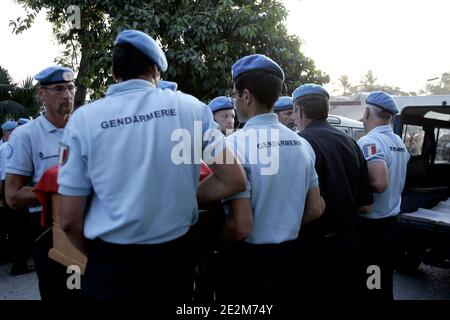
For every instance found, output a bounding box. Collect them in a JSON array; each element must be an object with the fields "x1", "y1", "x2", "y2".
[
  {"x1": 150, "y1": 64, "x2": 160, "y2": 80},
  {"x1": 37, "y1": 89, "x2": 46, "y2": 105},
  {"x1": 111, "y1": 67, "x2": 120, "y2": 82},
  {"x1": 299, "y1": 106, "x2": 304, "y2": 120},
  {"x1": 359, "y1": 107, "x2": 368, "y2": 122},
  {"x1": 243, "y1": 89, "x2": 252, "y2": 106}
]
